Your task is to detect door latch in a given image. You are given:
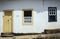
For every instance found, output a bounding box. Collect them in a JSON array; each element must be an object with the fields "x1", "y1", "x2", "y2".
[{"x1": 8, "y1": 20, "x2": 9, "y2": 22}]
